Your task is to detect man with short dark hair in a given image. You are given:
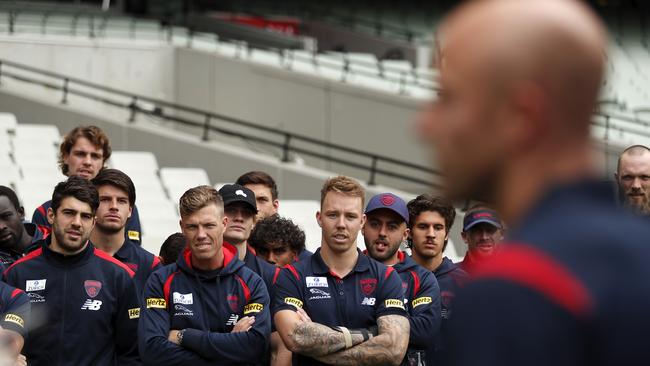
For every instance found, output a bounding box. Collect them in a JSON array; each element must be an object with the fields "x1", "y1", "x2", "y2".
[
  {"x1": 273, "y1": 176, "x2": 410, "y2": 366},
  {"x1": 0, "y1": 186, "x2": 50, "y2": 267},
  {"x1": 249, "y1": 215, "x2": 310, "y2": 267},
  {"x1": 458, "y1": 206, "x2": 503, "y2": 274},
  {"x1": 138, "y1": 185, "x2": 271, "y2": 365},
  {"x1": 236, "y1": 171, "x2": 279, "y2": 220},
  {"x1": 90, "y1": 169, "x2": 161, "y2": 292},
  {"x1": 4, "y1": 177, "x2": 141, "y2": 366},
  {"x1": 31, "y1": 125, "x2": 142, "y2": 244},
  {"x1": 158, "y1": 233, "x2": 185, "y2": 266},
  {"x1": 615, "y1": 145, "x2": 650, "y2": 216},
  {"x1": 407, "y1": 194, "x2": 467, "y2": 365},
  {"x1": 363, "y1": 193, "x2": 441, "y2": 366}
]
